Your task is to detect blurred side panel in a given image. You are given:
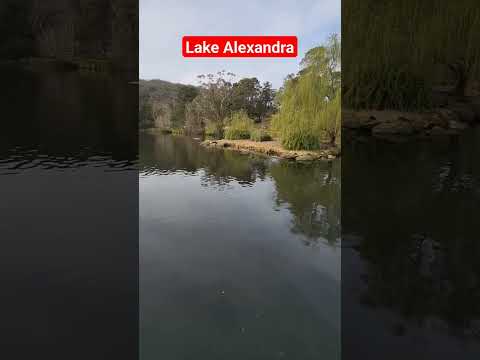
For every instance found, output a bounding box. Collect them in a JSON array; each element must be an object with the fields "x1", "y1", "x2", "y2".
[
  {"x1": 0, "y1": 1, "x2": 139, "y2": 359},
  {"x1": 342, "y1": 1, "x2": 480, "y2": 359}
]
